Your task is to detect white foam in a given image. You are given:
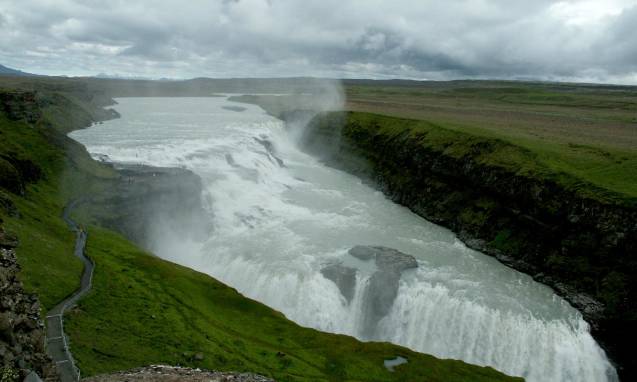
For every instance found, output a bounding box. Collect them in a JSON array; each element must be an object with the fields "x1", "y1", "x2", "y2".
[{"x1": 71, "y1": 97, "x2": 617, "y2": 382}]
